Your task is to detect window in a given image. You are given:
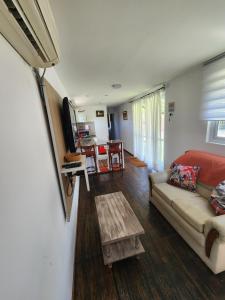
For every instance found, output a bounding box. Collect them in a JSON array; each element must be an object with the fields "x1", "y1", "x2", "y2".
[
  {"x1": 217, "y1": 120, "x2": 225, "y2": 137},
  {"x1": 207, "y1": 121, "x2": 225, "y2": 145},
  {"x1": 202, "y1": 56, "x2": 225, "y2": 145}
]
